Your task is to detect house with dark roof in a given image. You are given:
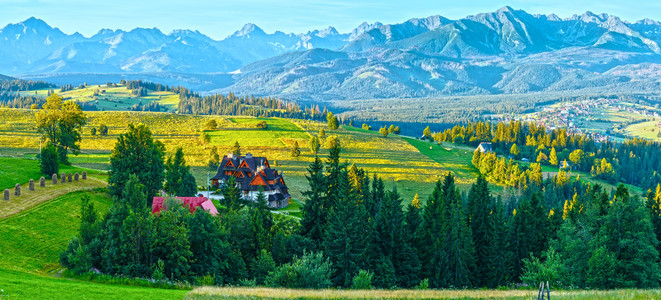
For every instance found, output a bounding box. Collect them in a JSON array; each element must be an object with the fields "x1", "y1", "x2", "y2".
[
  {"x1": 477, "y1": 142, "x2": 493, "y2": 153},
  {"x1": 211, "y1": 152, "x2": 290, "y2": 208},
  {"x1": 152, "y1": 196, "x2": 218, "y2": 216}
]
